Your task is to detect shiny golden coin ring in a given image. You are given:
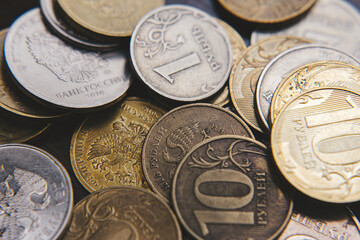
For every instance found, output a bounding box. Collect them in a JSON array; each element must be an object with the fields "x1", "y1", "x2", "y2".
[
  {"x1": 57, "y1": 0, "x2": 165, "y2": 37},
  {"x1": 230, "y1": 35, "x2": 311, "y2": 132},
  {"x1": 271, "y1": 87, "x2": 360, "y2": 203},
  {"x1": 218, "y1": 0, "x2": 317, "y2": 24},
  {"x1": 70, "y1": 97, "x2": 166, "y2": 192},
  {"x1": 270, "y1": 61, "x2": 360, "y2": 124}
]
